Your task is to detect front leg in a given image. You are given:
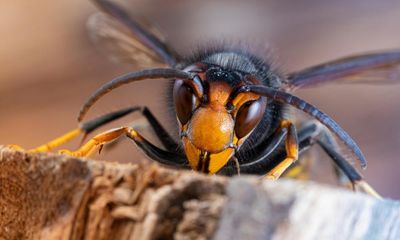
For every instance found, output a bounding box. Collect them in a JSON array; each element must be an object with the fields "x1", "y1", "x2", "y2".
[
  {"x1": 60, "y1": 126, "x2": 189, "y2": 168},
  {"x1": 264, "y1": 120, "x2": 299, "y2": 180},
  {"x1": 8, "y1": 107, "x2": 138, "y2": 153}
]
